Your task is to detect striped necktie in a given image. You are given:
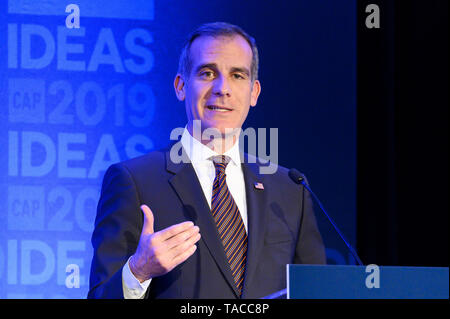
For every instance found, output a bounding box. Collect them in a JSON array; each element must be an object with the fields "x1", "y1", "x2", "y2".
[{"x1": 211, "y1": 155, "x2": 248, "y2": 296}]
